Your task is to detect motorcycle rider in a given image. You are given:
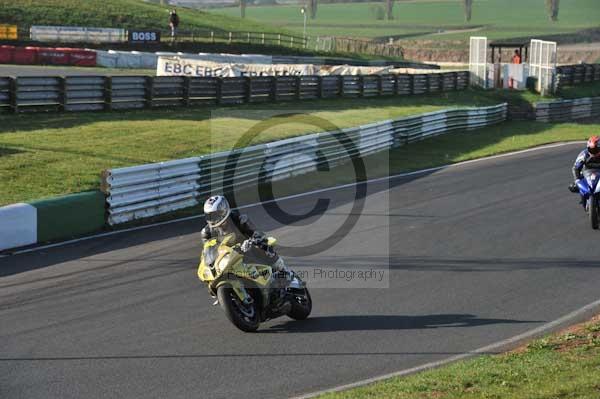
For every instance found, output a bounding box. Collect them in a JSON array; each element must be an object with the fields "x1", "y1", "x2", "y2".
[
  {"x1": 201, "y1": 195, "x2": 288, "y2": 273},
  {"x1": 569, "y1": 136, "x2": 600, "y2": 202}
]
